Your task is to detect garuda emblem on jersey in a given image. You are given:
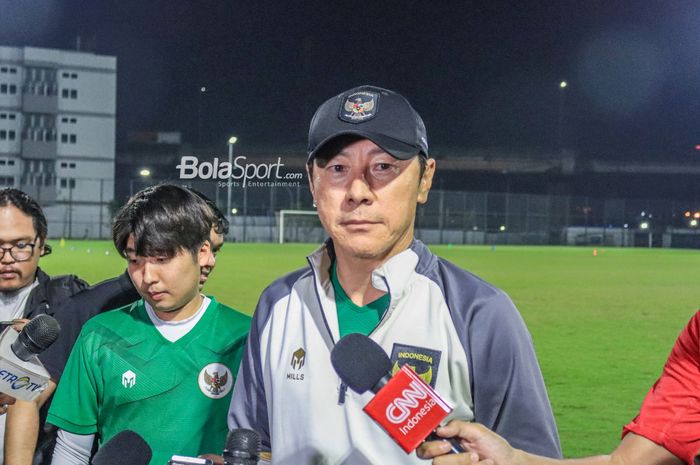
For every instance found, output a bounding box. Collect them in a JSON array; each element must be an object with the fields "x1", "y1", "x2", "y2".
[
  {"x1": 390, "y1": 343, "x2": 442, "y2": 388},
  {"x1": 339, "y1": 91, "x2": 379, "y2": 123},
  {"x1": 198, "y1": 363, "x2": 233, "y2": 399}
]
